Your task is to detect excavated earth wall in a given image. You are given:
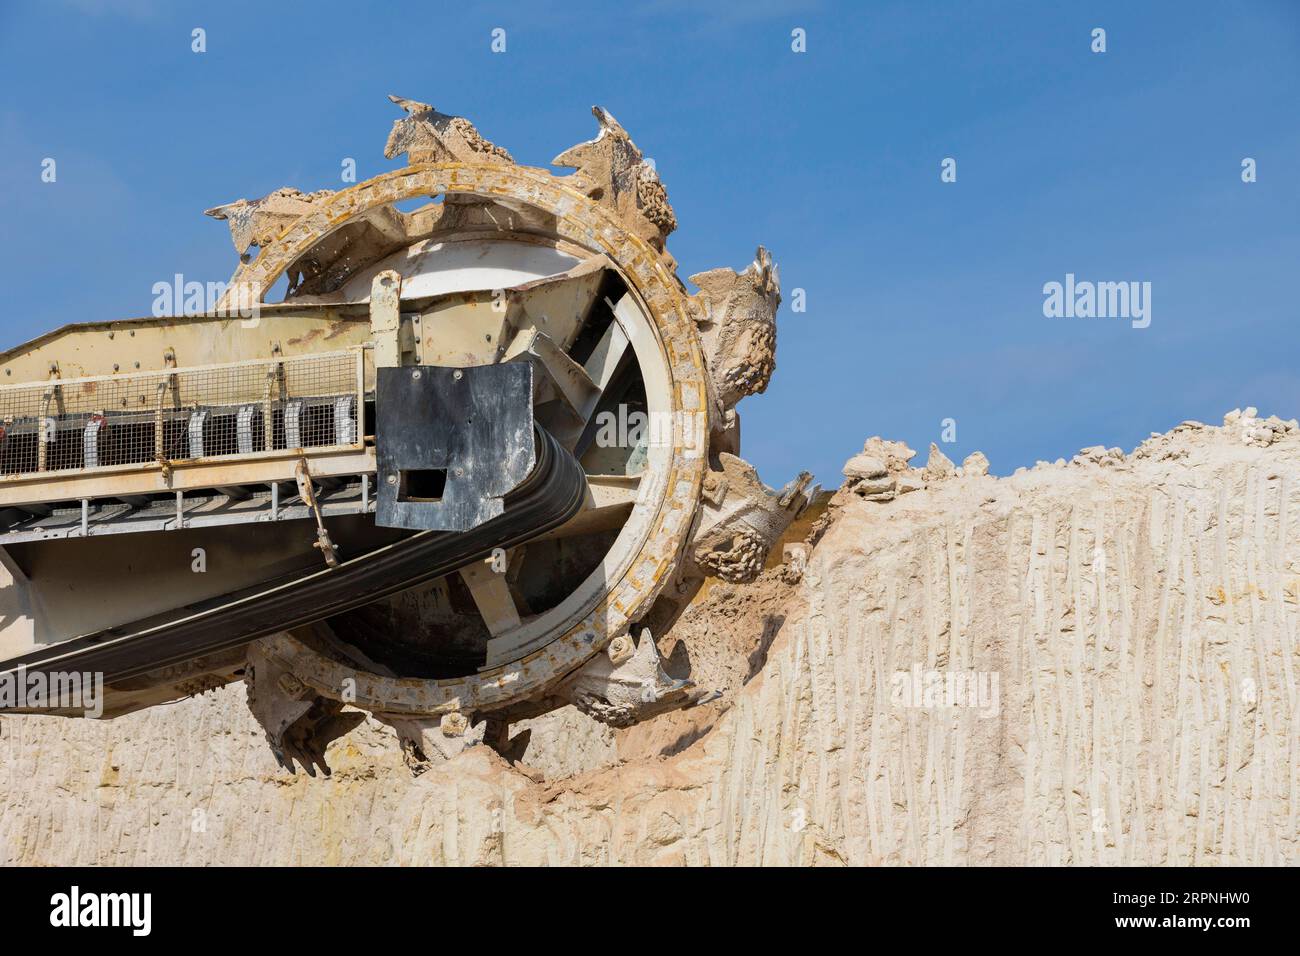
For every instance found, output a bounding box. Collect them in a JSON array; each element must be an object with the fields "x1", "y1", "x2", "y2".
[{"x1": 1, "y1": 411, "x2": 1296, "y2": 865}]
